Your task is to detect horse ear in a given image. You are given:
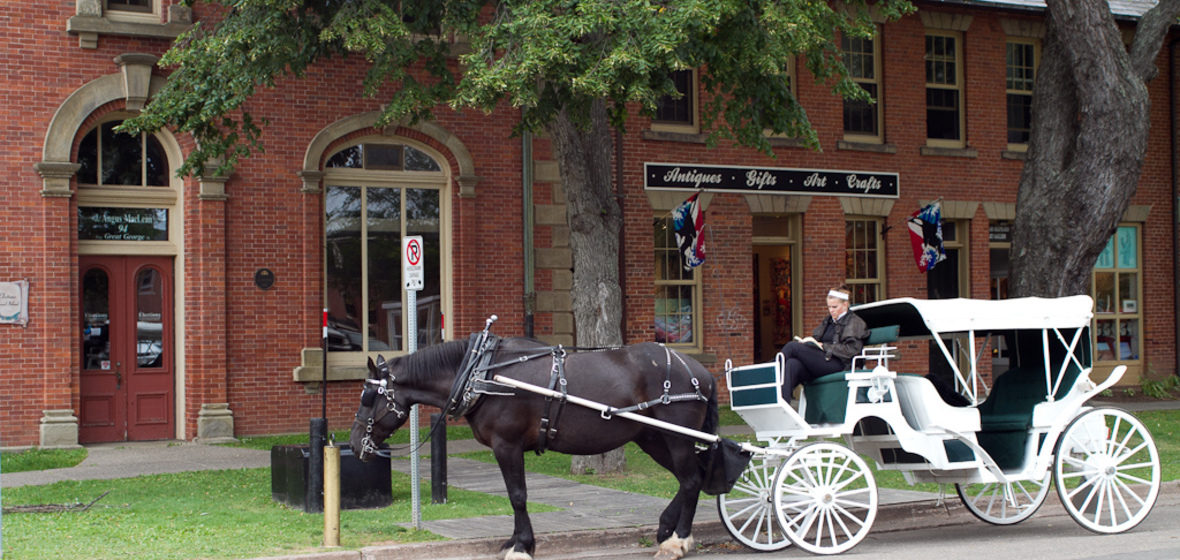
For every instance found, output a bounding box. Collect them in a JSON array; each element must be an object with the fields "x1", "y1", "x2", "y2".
[
  {"x1": 375, "y1": 355, "x2": 390, "y2": 378},
  {"x1": 367, "y1": 357, "x2": 380, "y2": 380}
]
